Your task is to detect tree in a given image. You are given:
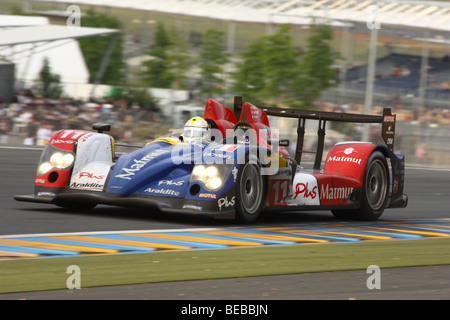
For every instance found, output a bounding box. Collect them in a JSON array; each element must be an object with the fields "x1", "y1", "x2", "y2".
[
  {"x1": 118, "y1": 86, "x2": 158, "y2": 110},
  {"x1": 140, "y1": 23, "x2": 191, "y2": 89},
  {"x1": 260, "y1": 25, "x2": 300, "y2": 99},
  {"x1": 34, "y1": 57, "x2": 63, "y2": 99},
  {"x1": 77, "y1": 9, "x2": 124, "y2": 85},
  {"x1": 232, "y1": 25, "x2": 300, "y2": 103},
  {"x1": 232, "y1": 23, "x2": 339, "y2": 109},
  {"x1": 292, "y1": 22, "x2": 340, "y2": 108},
  {"x1": 141, "y1": 22, "x2": 174, "y2": 88},
  {"x1": 197, "y1": 29, "x2": 229, "y2": 97},
  {"x1": 231, "y1": 39, "x2": 266, "y2": 103},
  {"x1": 167, "y1": 29, "x2": 192, "y2": 89}
]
